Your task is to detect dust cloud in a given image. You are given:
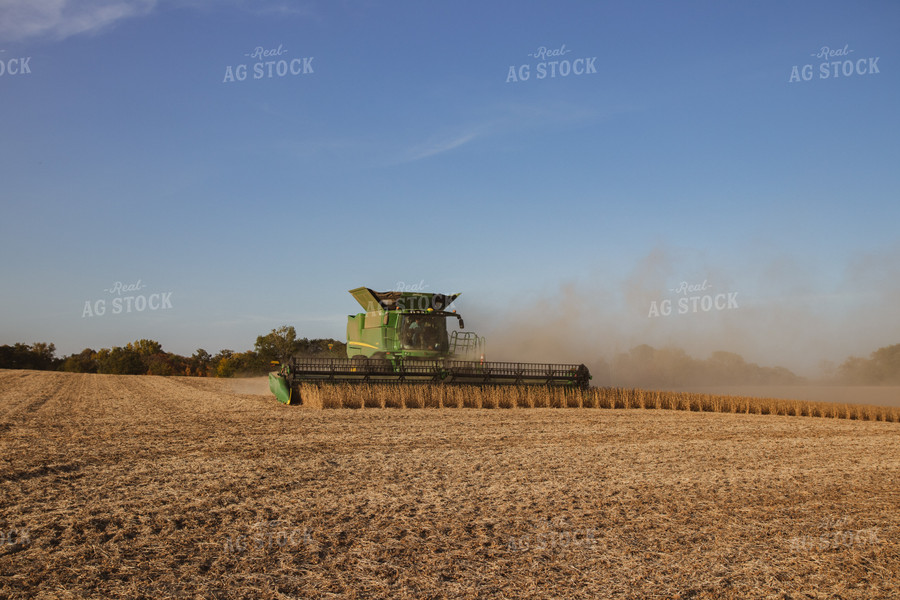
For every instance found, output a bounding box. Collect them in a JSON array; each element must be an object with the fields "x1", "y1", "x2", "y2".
[
  {"x1": 230, "y1": 376, "x2": 271, "y2": 395},
  {"x1": 468, "y1": 244, "x2": 900, "y2": 390}
]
